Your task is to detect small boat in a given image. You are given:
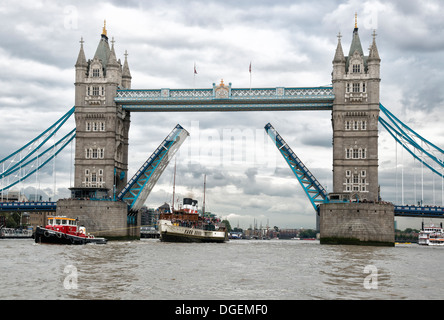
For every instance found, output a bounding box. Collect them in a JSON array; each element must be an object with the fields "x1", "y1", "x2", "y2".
[
  {"x1": 34, "y1": 216, "x2": 107, "y2": 245},
  {"x1": 418, "y1": 223, "x2": 444, "y2": 246}
]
